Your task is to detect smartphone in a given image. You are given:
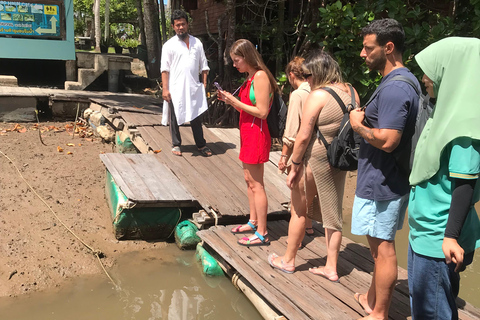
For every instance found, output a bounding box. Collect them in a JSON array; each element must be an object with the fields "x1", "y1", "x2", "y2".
[{"x1": 214, "y1": 82, "x2": 223, "y2": 91}]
